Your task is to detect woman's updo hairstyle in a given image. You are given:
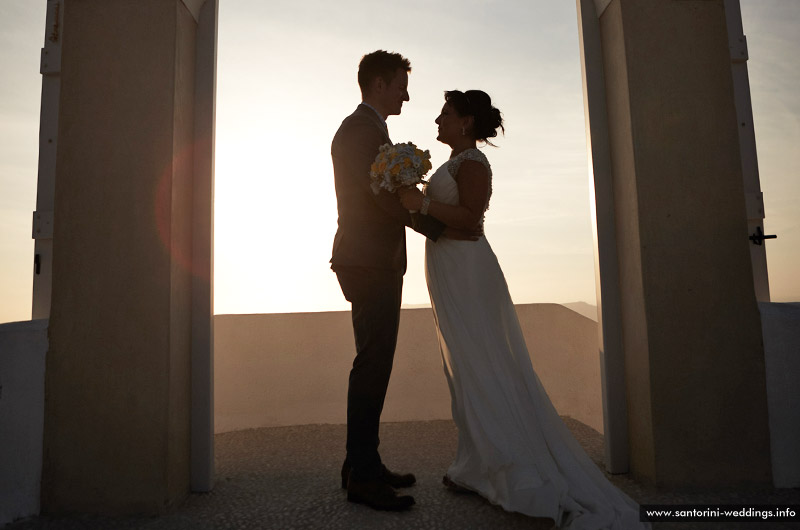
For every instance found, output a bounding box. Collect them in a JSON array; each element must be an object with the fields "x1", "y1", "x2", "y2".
[{"x1": 444, "y1": 89, "x2": 504, "y2": 146}]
